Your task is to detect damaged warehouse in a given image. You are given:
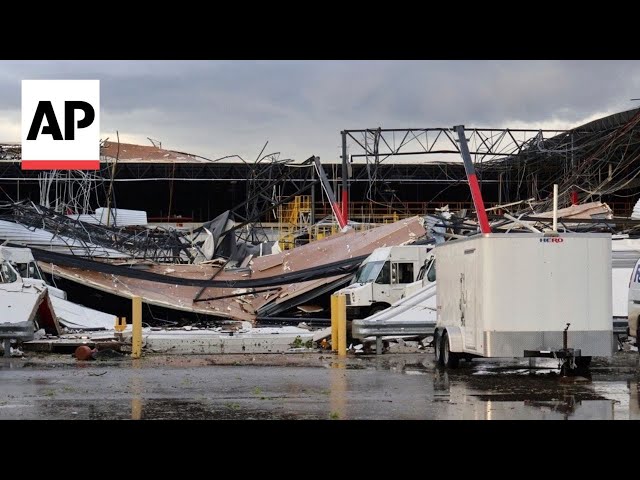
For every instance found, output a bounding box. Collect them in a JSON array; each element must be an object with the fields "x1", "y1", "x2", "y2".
[
  {"x1": 5, "y1": 58, "x2": 640, "y2": 422},
  {"x1": 2, "y1": 107, "x2": 640, "y2": 359}
]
